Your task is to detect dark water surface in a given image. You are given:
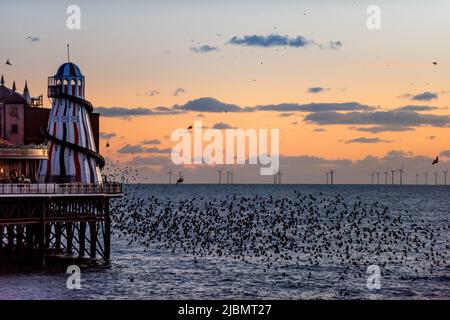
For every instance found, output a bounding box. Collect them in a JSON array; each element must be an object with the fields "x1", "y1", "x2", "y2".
[{"x1": 0, "y1": 185, "x2": 448, "y2": 299}]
